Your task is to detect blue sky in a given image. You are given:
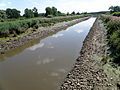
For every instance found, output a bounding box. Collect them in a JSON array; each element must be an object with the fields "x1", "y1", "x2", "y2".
[{"x1": 0, "y1": 0, "x2": 120, "y2": 14}]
